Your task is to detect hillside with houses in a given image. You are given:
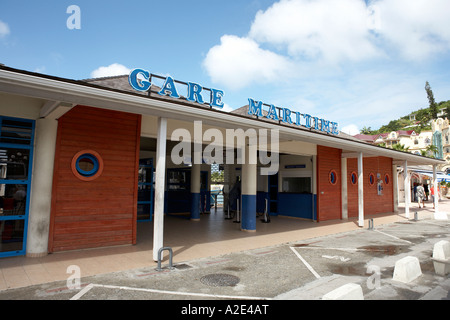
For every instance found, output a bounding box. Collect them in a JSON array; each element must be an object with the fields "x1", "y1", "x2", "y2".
[{"x1": 353, "y1": 98, "x2": 450, "y2": 172}]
